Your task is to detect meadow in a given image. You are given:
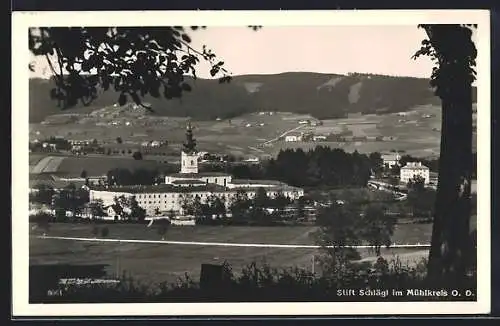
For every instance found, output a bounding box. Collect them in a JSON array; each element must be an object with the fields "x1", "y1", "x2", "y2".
[
  {"x1": 29, "y1": 104, "x2": 461, "y2": 161},
  {"x1": 30, "y1": 155, "x2": 169, "y2": 177},
  {"x1": 29, "y1": 223, "x2": 432, "y2": 285}
]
